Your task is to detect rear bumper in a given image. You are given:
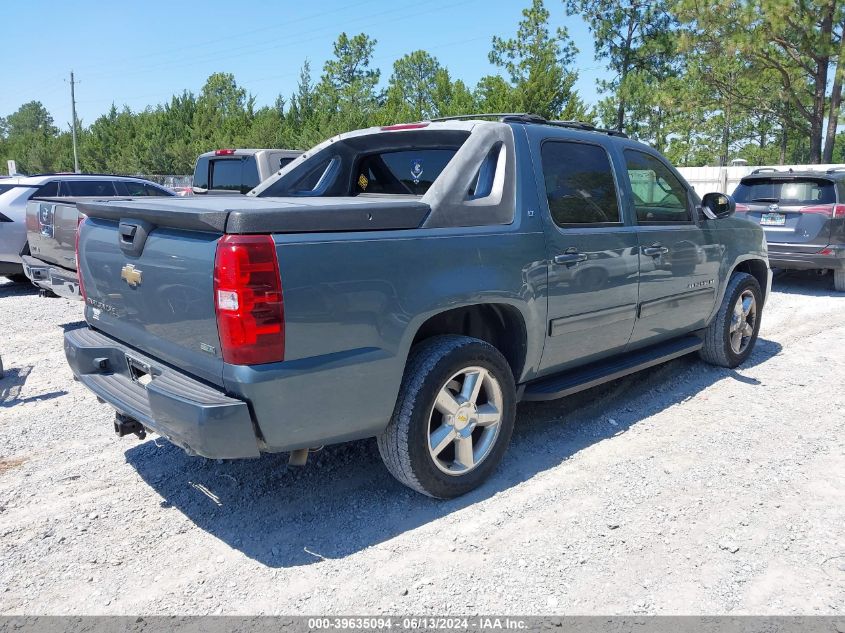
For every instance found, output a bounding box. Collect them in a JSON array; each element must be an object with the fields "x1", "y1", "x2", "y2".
[
  {"x1": 64, "y1": 327, "x2": 260, "y2": 459},
  {"x1": 21, "y1": 255, "x2": 81, "y2": 299},
  {"x1": 768, "y1": 246, "x2": 845, "y2": 271}
]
